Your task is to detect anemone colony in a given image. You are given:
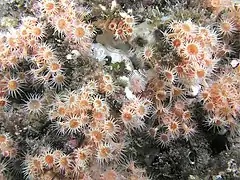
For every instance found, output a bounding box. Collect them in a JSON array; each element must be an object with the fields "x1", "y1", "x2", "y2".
[{"x1": 0, "y1": 0, "x2": 239, "y2": 179}]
